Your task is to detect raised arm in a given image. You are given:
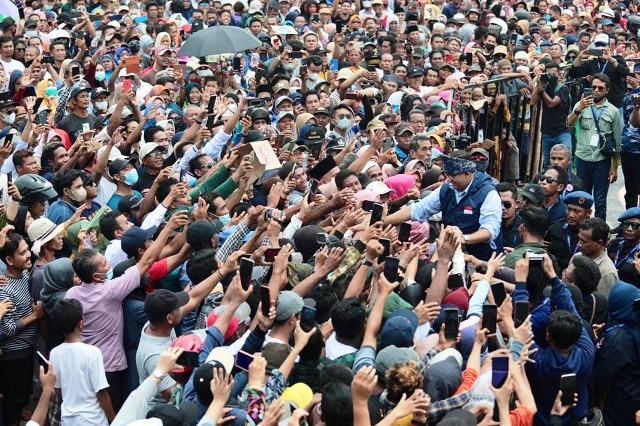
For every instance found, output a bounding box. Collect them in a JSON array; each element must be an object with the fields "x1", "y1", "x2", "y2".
[{"x1": 136, "y1": 211, "x2": 189, "y2": 277}]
